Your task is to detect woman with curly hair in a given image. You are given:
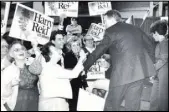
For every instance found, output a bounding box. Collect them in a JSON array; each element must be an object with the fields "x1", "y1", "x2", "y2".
[{"x1": 1, "y1": 40, "x2": 42, "y2": 111}]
